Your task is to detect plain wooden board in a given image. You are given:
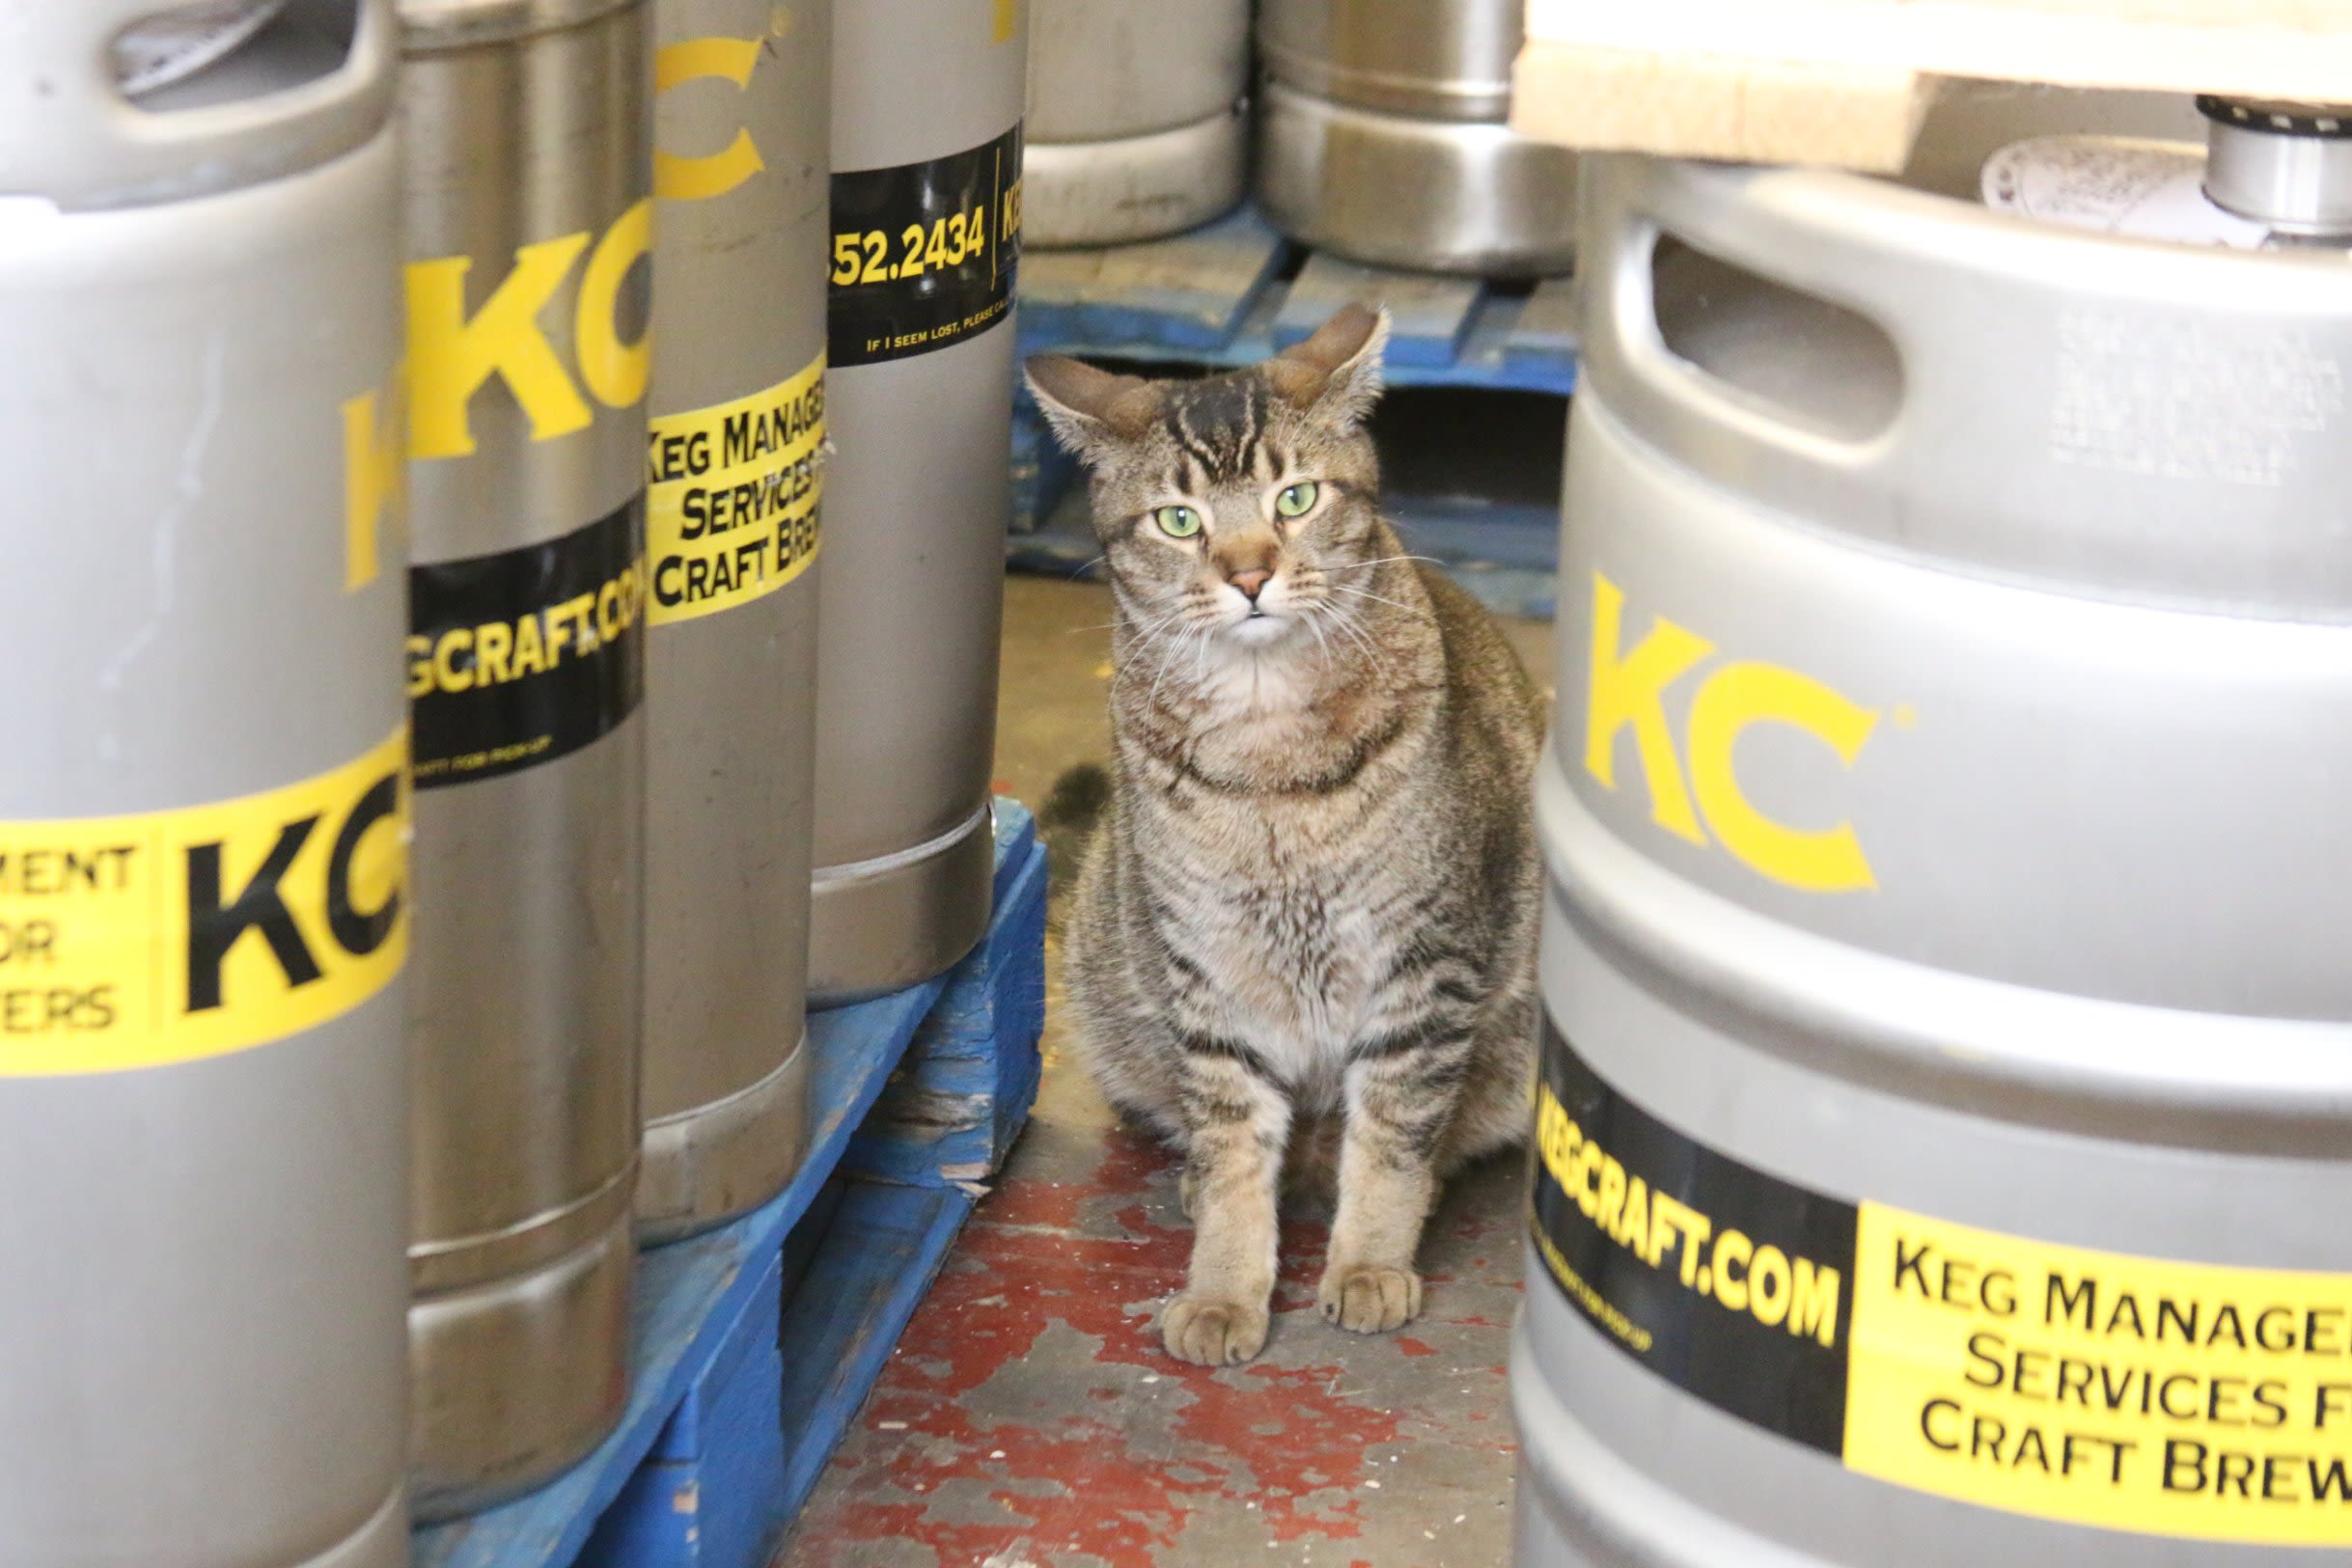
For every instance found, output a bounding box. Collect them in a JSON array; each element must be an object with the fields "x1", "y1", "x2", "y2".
[
  {"x1": 1511, "y1": 46, "x2": 1935, "y2": 171},
  {"x1": 1511, "y1": 0, "x2": 2352, "y2": 170}
]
